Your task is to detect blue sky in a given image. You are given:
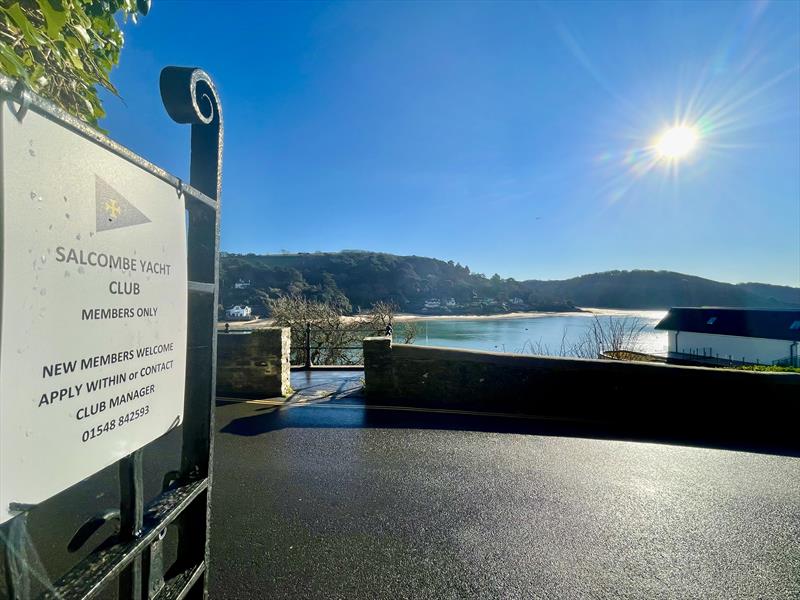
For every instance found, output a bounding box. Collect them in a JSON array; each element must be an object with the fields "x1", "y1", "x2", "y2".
[{"x1": 102, "y1": 1, "x2": 800, "y2": 286}]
